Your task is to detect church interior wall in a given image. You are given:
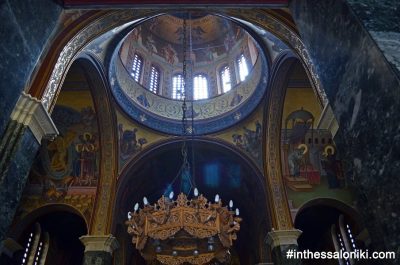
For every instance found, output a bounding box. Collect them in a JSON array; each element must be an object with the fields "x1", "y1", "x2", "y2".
[
  {"x1": 280, "y1": 62, "x2": 355, "y2": 217},
  {"x1": 0, "y1": 0, "x2": 62, "y2": 137},
  {"x1": 14, "y1": 62, "x2": 100, "y2": 230},
  {"x1": 0, "y1": 2, "x2": 399, "y2": 264},
  {"x1": 290, "y1": 0, "x2": 400, "y2": 255}
]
